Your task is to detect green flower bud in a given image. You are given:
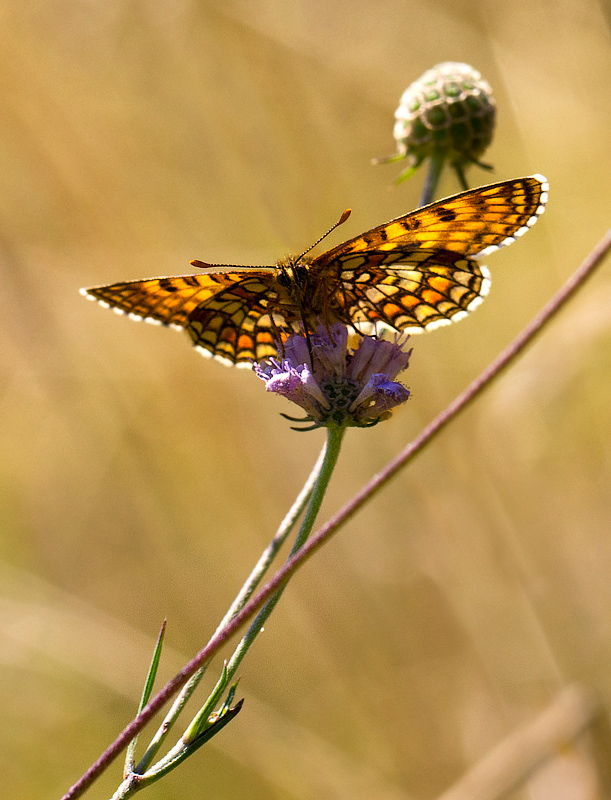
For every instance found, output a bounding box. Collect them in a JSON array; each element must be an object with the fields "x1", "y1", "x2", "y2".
[{"x1": 376, "y1": 62, "x2": 496, "y2": 189}]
